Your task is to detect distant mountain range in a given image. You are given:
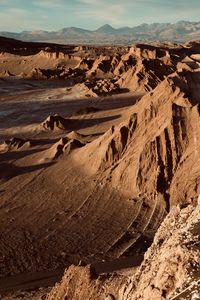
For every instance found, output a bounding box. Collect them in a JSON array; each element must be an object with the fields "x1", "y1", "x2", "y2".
[{"x1": 0, "y1": 21, "x2": 200, "y2": 45}]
